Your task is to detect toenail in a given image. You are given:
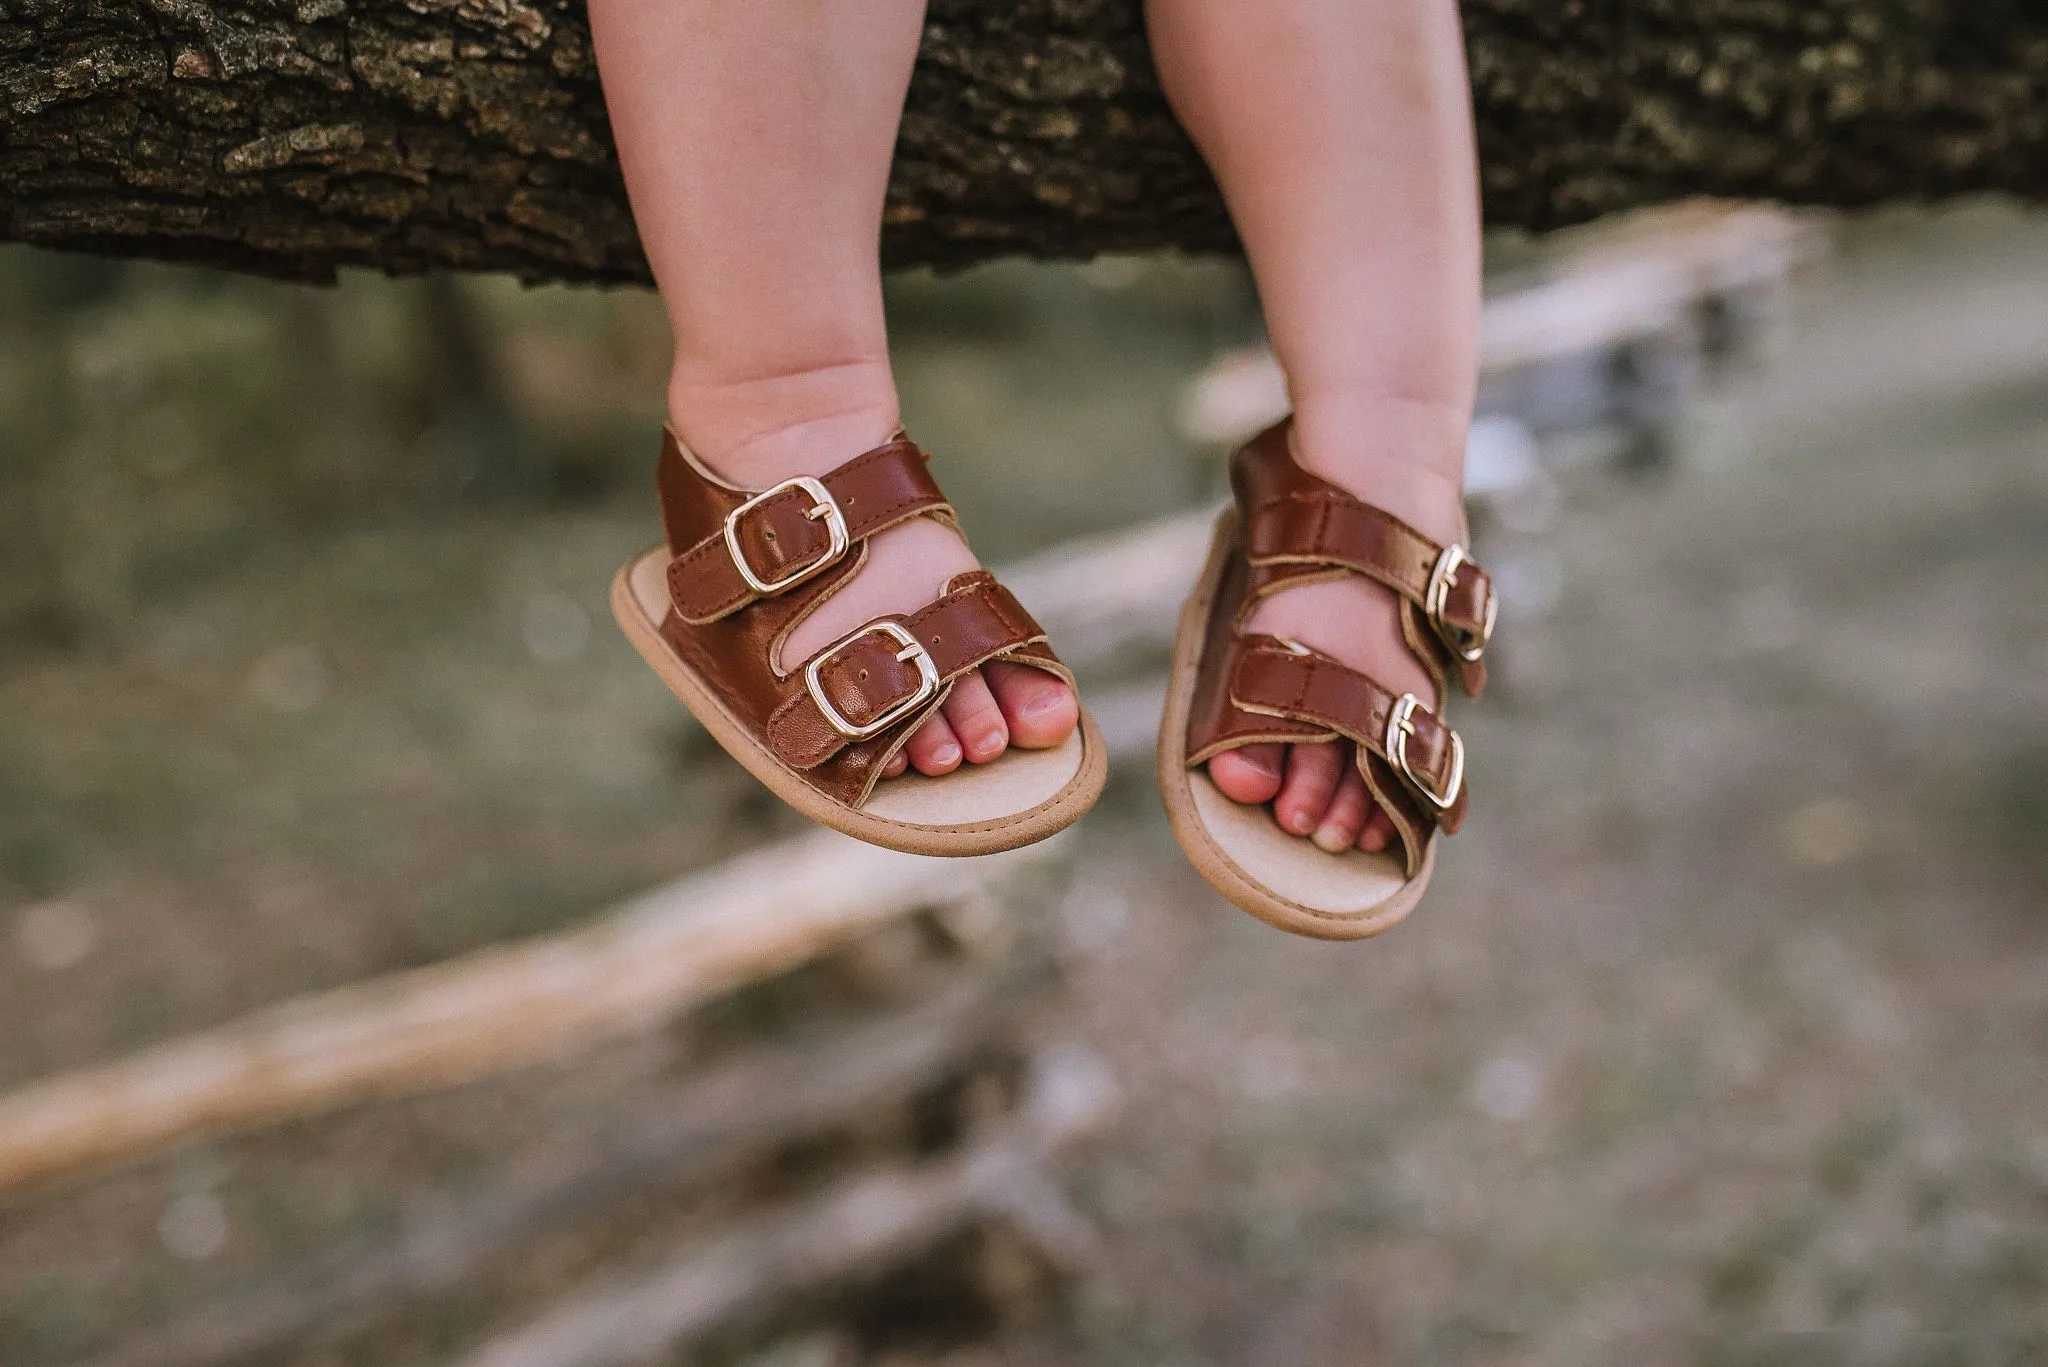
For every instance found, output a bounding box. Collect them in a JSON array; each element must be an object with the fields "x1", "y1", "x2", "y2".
[
  {"x1": 1023, "y1": 693, "x2": 1067, "y2": 719},
  {"x1": 1313, "y1": 824, "x2": 1352, "y2": 854},
  {"x1": 1285, "y1": 807, "x2": 1314, "y2": 834},
  {"x1": 932, "y1": 742, "x2": 960, "y2": 766}
]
